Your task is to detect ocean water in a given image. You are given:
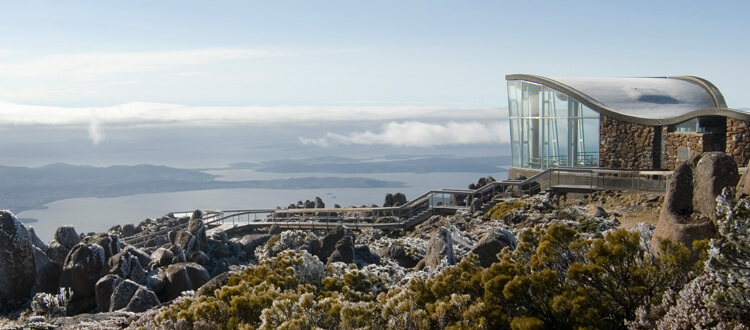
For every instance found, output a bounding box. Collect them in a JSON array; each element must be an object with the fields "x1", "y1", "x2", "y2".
[{"x1": 19, "y1": 170, "x2": 506, "y2": 242}]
